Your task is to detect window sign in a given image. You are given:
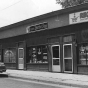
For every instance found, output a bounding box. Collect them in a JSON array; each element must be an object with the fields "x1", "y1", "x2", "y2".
[{"x1": 69, "y1": 10, "x2": 88, "y2": 24}]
